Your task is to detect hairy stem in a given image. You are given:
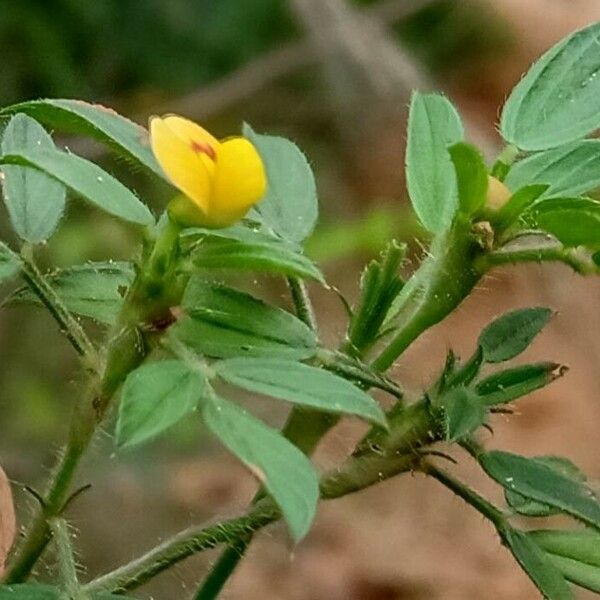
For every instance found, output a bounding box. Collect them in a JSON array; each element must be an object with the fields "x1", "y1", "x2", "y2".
[
  {"x1": 50, "y1": 518, "x2": 87, "y2": 600},
  {"x1": 423, "y1": 463, "x2": 505, "y2": 529},
  {"x1": 3, "y1": 221, "x2": 182, "y2": 584},
  {"x1": 192, "y1": 537, "x2": 250, "y2": 600},
  {"x1": 19, "y1": 246, "x2": 98, "y2": 368},
  {"x1": 193, "y1": 233, "x2": 467, "y2": 597},
  {"x1": 371, "y1": 216, "x2": 482, "y2": 373},
  {"x1": 476, "y1": 244, "x2": 599, "y2": 275},
  {"x1": 3, "y1": 445, "x2": 85, "y2": 583},
  {"x1": 3, "y1": 326, "x2": 145, "y2": 583},
  {"x1": 84, "y1": 400, "x2": 436, "y2": 594},
  {"x1": 287, "y1": 276, "x2": 317, "y2": 330},
  {"x1": 86, "y1": 501, "x2": 280, "y2": 595}
]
